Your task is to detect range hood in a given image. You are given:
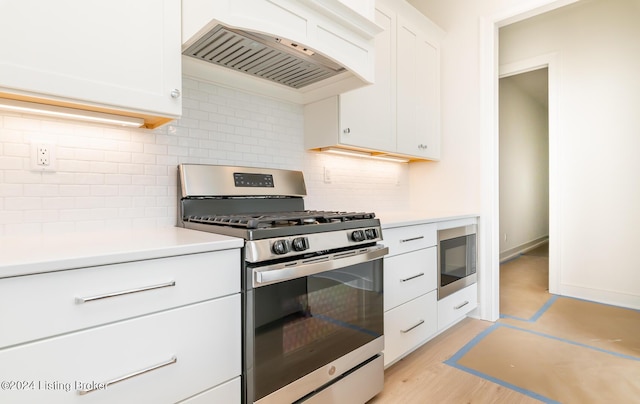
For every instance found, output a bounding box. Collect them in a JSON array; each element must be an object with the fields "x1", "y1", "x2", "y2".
[
  {"x1": 182, "y1": 0, "x2": 383, "y2": 104},
  {"x1": 183, "y1": 25, "x2": 346, "y2": 90}
]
